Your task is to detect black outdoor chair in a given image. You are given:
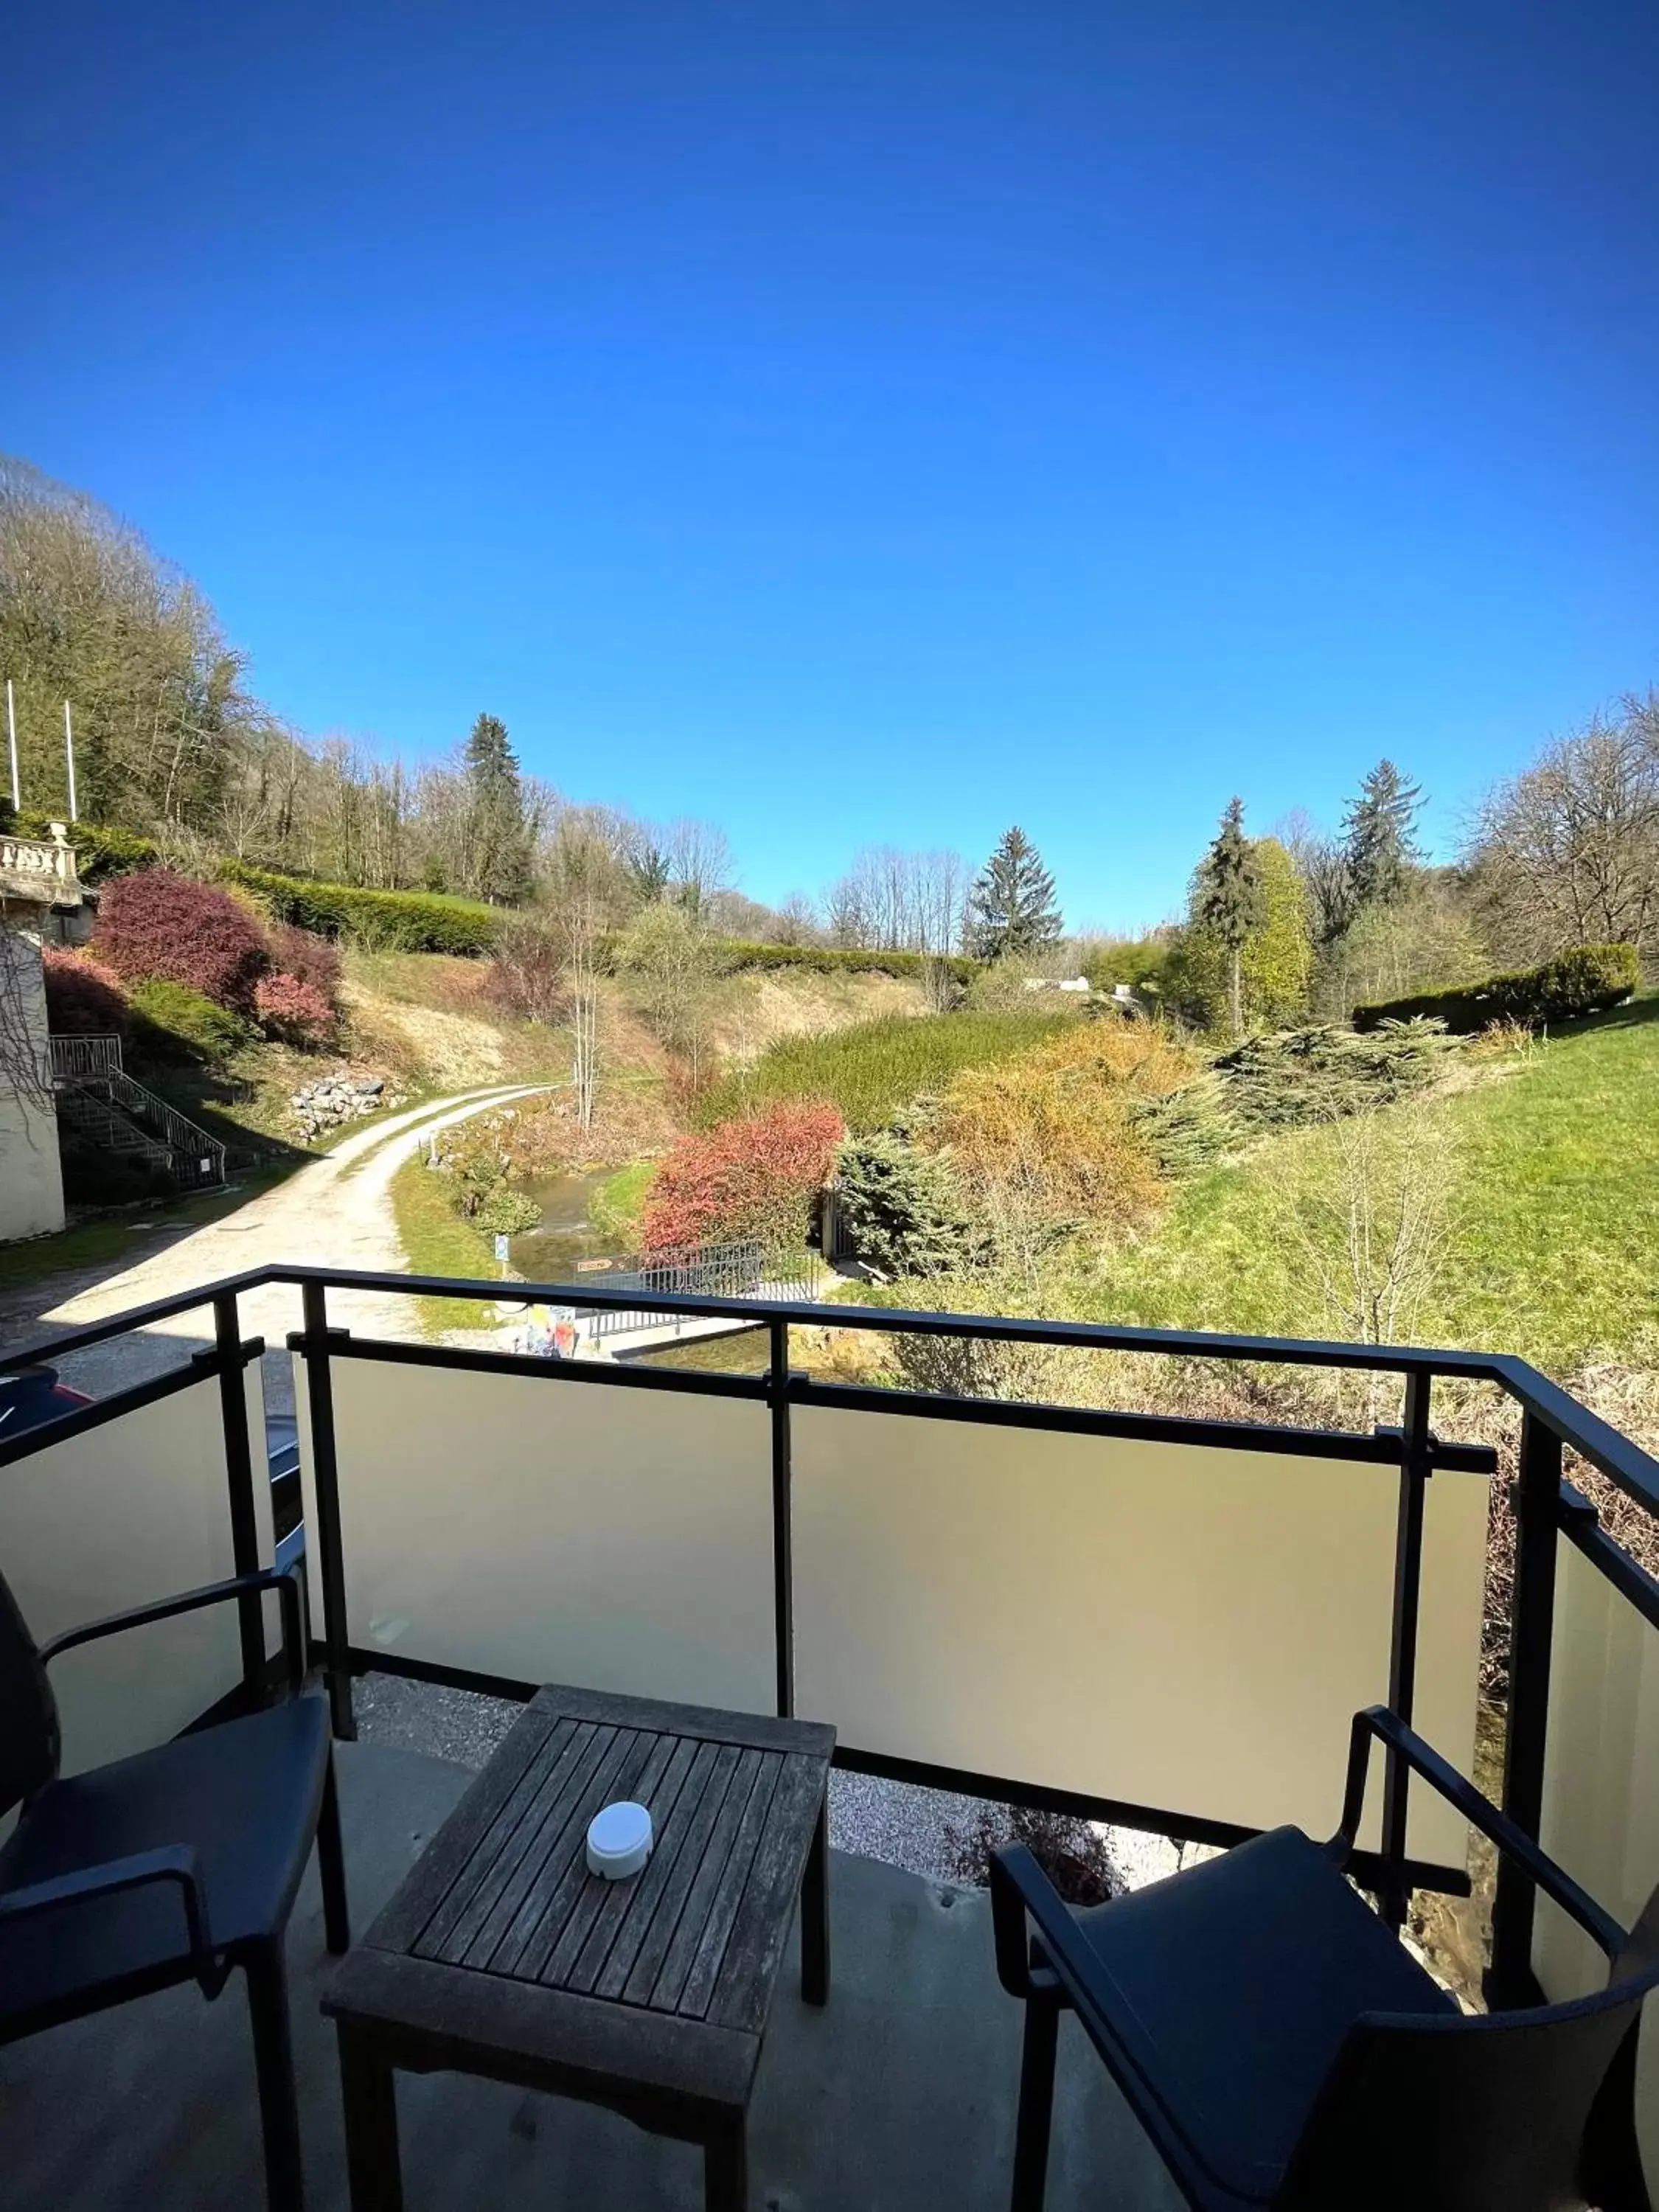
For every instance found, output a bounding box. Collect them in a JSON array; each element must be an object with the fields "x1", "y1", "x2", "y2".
[
  {"x1": 991, "y1": 1705, "x2": 1659, "y2": 2212},
  {"x1": 0, "y1": 1559, "x2": 349, "y2": 2211}
]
